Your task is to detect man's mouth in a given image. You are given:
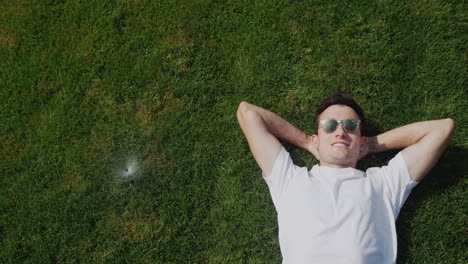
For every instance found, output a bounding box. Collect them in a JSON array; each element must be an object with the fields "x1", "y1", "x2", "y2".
[{"x1": 332, "y1": 142, "x2": 350, "y2": 147}]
